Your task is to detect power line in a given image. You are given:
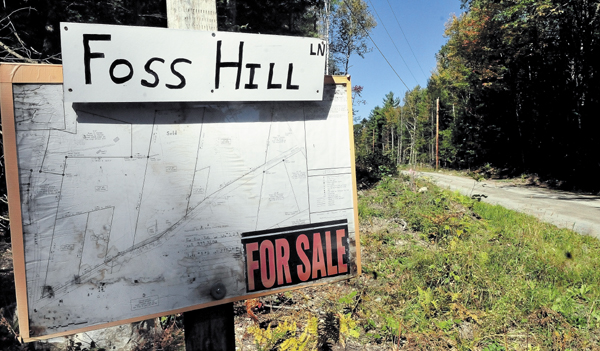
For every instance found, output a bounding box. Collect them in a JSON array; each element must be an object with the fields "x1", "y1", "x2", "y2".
[
  {"x1": 340, "y1": 0, "x2": 410, "y2": 91},
  {"x1": 366, "y1": 0, "x2": 419, "y2": 86},
  {"x1": 385, "y1": 0, "x2": 429, "y2": 80}
]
